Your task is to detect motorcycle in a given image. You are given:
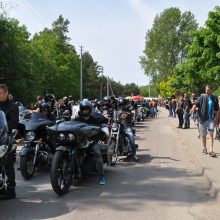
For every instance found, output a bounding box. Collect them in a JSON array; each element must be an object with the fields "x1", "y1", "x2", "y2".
[
  {"x1": 19, "y1": 112, "x2": 55, "y2": 179},
  {"x1": 49, "y1": 118, "x2": 108, "y2": 196},
  {"x1": 108, "y1": 109, "x2": 136, "y2": 166},
  {"x1": 0, "y1": 111, "x2": 16, "y2": 192}
]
